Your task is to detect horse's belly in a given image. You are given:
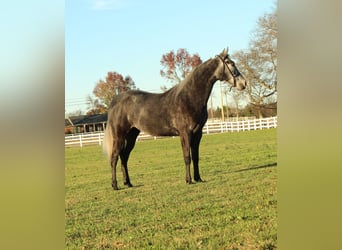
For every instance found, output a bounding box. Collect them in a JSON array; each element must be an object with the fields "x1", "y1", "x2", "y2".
[
  {"x1": 131, "y1": 106, "x2": 178, "y2": 136},
  {"x1": 135, "y1": 120, "x2": 178, "y2": 137},
  {"x1": 145, "y1": 126, "x2": 179, "y2": 137}
]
